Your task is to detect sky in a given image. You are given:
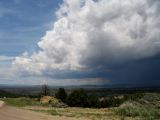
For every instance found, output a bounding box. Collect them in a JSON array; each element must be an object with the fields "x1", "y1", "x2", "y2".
[{"x1": 0, "y1": 0, "x2": 160, "y2": 86}]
